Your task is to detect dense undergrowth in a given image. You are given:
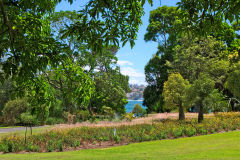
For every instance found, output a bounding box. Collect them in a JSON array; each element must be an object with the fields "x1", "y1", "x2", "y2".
[{"x1": 0, "y1": 112, "x2": 240, "y2": 153}]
